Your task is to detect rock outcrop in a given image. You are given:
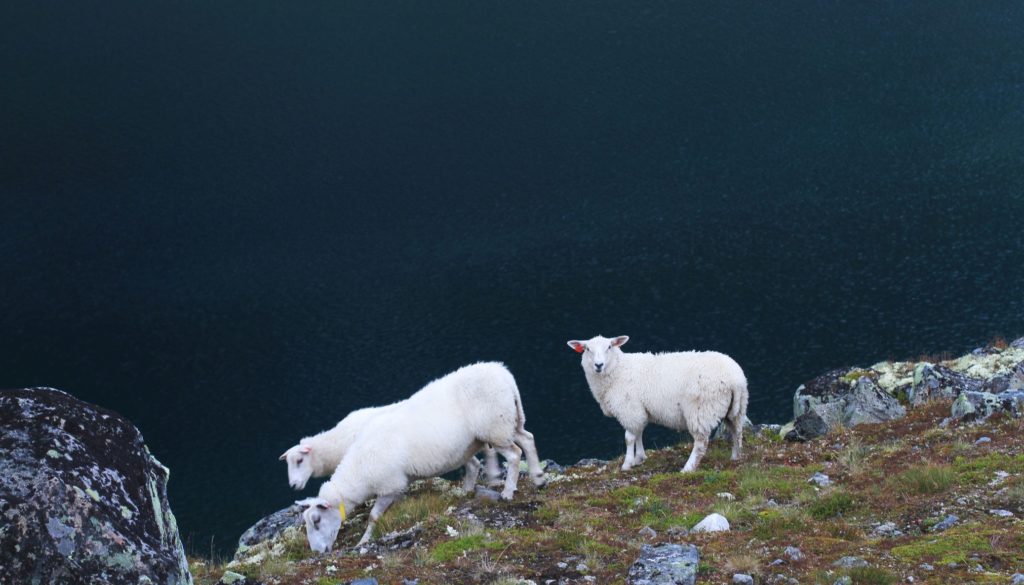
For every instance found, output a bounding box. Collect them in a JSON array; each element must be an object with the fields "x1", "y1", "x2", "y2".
[
  {"x1": 627, "y1": 543, "x2": 700, "y2": 585},
  {"x1": 0, "y1": 387, "x2": 191, "y2": 585}
]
